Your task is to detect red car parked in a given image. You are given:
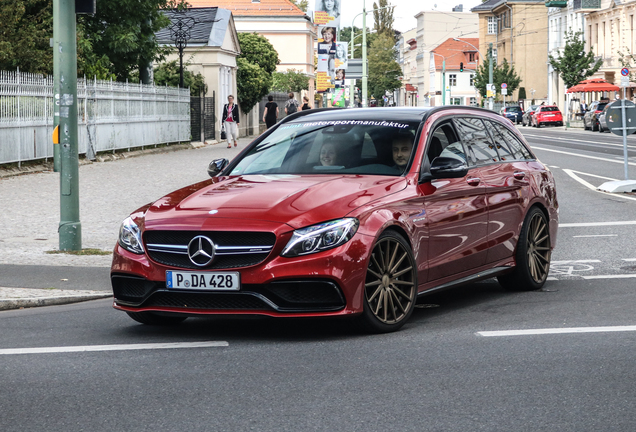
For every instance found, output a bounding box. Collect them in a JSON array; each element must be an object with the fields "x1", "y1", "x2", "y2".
[
  {"x1": 531, "y1": 105, "x2": 563, "y2": 127},
  {"x1": 112, "y1": 107, "x2": 558, "y2": 333}
]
